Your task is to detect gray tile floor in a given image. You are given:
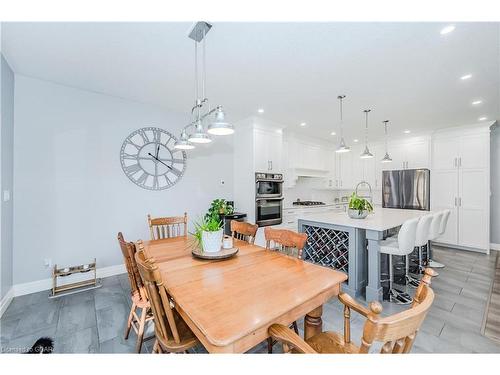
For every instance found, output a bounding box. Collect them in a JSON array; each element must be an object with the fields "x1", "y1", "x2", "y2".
[{"x1": 1, "y1": 246, "x2": 499, "y2": 353}]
